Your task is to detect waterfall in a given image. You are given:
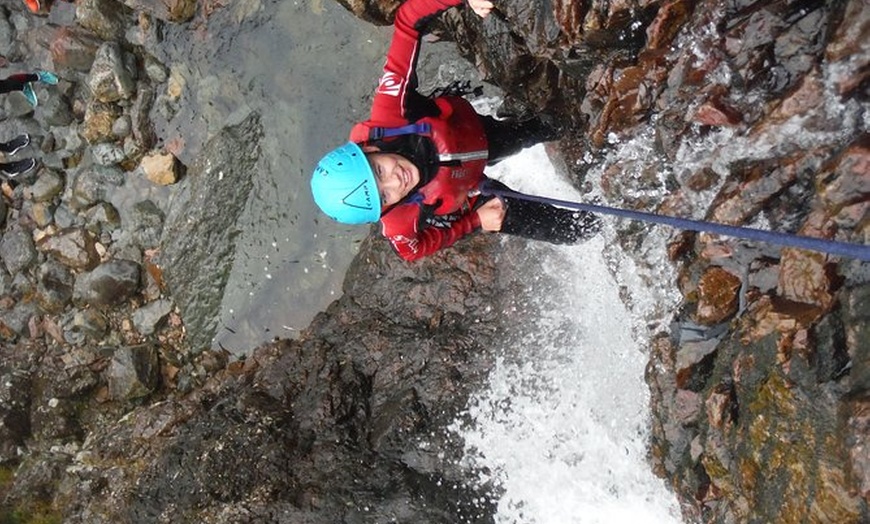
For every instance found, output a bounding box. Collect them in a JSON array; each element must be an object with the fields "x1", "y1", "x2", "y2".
[{"x1": 453, "y1": 144, "x2": 684, "y2": 524}]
